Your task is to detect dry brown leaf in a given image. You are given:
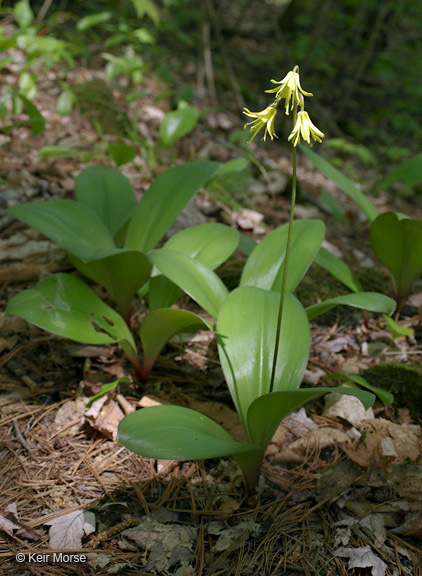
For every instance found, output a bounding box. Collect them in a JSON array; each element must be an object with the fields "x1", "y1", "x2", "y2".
[
  {"x1": 274, "y1": 427, "x2": 351, "y2": 464},
  {"x1": 85, "y1": 397, "x2": 125, "y2": 440},
  {"x1": 335, "y1": 546, "x2": 387, "y2": 576},
  {"x1": 342, "y1": 418, "x2": 421, "y2": 468},
  {"x1": 45, "y1": 510, "x2": 95, "y2": 549},
  {"x1": 323, "y1": 391, "x2": 375, "y2": 427}
]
